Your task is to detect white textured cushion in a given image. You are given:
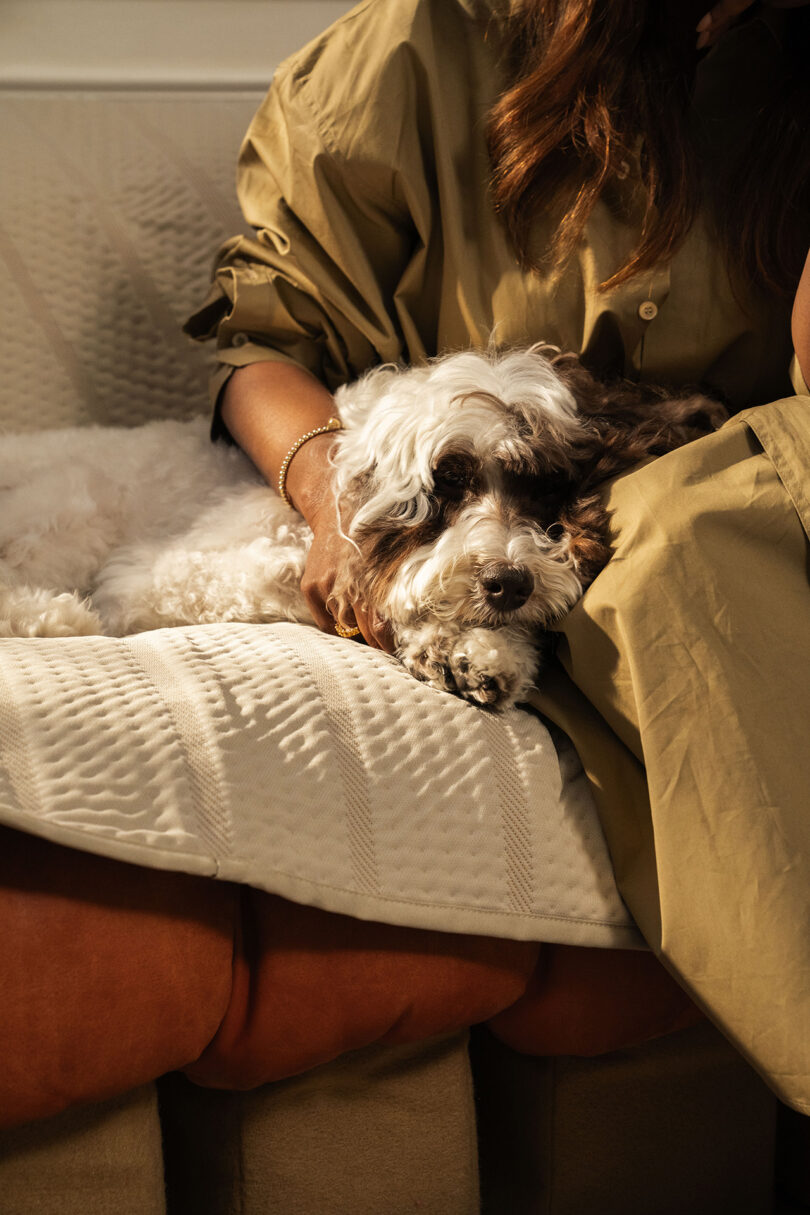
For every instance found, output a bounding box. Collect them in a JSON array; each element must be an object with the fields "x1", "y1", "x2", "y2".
[{"x1": 0, "y1": 622, "x2": 640, "y2": 947}]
